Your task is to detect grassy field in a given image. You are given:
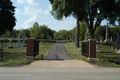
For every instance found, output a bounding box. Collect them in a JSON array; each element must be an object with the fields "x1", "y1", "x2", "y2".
[
  {"x1": 65, "y1": 41, "x2": 120, "y2": 67},
  {"x1": 0, "y1": 39, "x2": 55, "y2": 66}
]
